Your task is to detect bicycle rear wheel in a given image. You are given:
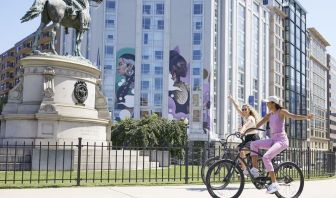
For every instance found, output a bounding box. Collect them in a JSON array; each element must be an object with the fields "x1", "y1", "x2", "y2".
[
  {"x1": 201, "y1": 156, "x2": 220, "y2": 184},
  {"x1": 205, "y1": 159, "x2": 244, "y2": 198},
  {"x1": 275, "y1": 161, "x2": 304, "y2": 198}
]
